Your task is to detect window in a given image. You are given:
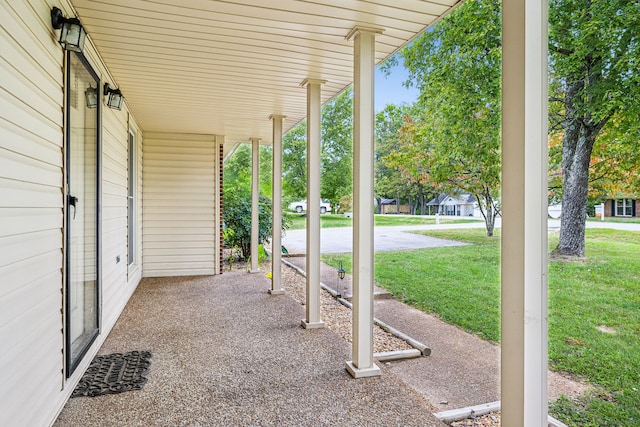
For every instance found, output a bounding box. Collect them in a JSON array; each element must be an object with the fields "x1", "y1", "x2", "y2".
[
  {"x1": 128, "y1": 130, "x2": 136, "y2": 267},
  {"x1": 615, "y1": 199, "x2": 633, "y2": 216}
]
